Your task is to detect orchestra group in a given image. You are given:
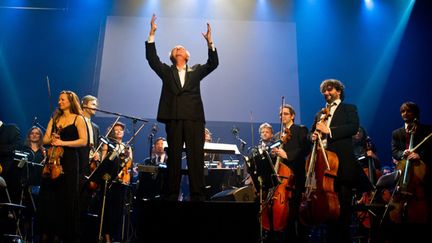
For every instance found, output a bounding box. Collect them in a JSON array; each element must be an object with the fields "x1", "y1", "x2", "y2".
[{"x1": 1, "y1": 14, "x2": 431, "y2": 243}]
